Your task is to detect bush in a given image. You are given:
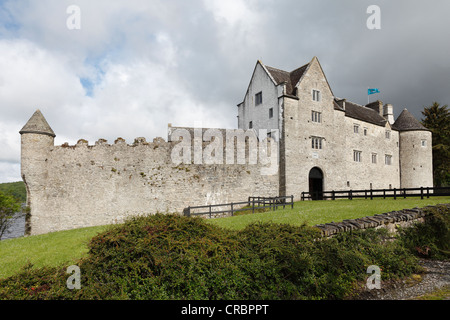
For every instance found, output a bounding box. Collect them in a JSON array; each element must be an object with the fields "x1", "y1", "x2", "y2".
[
  {"x1": 398, "y1": 204, "x2": 450, "y2": 260},
  {"x1": 0, "y1": 211, "x2": 441, "y2": 300}
]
